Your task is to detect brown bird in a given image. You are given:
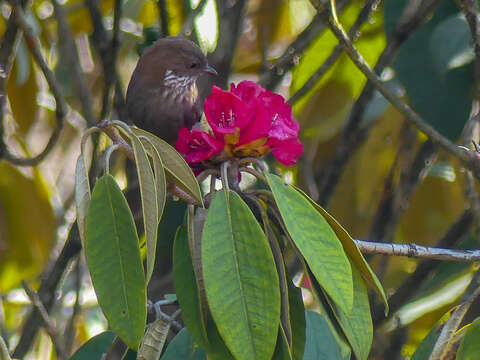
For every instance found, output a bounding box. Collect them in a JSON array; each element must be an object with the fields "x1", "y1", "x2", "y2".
[{"x1": 126, "y1": 37, "x2": 217, "y2": 144}]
